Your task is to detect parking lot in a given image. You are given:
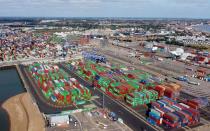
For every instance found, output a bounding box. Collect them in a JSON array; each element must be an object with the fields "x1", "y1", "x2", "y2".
[{"x1": 46, "y1": 109, "x2": 132, "y2": 131}]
